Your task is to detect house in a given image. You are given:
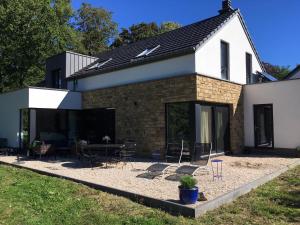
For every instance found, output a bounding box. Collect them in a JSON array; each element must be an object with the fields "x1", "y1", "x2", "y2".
[
  {"x1": 0, "y1": 0, "x2": 299, "y2": 157},
  {"x1": 282, "y1": 65, "x2": 300, "y2": 80}
]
